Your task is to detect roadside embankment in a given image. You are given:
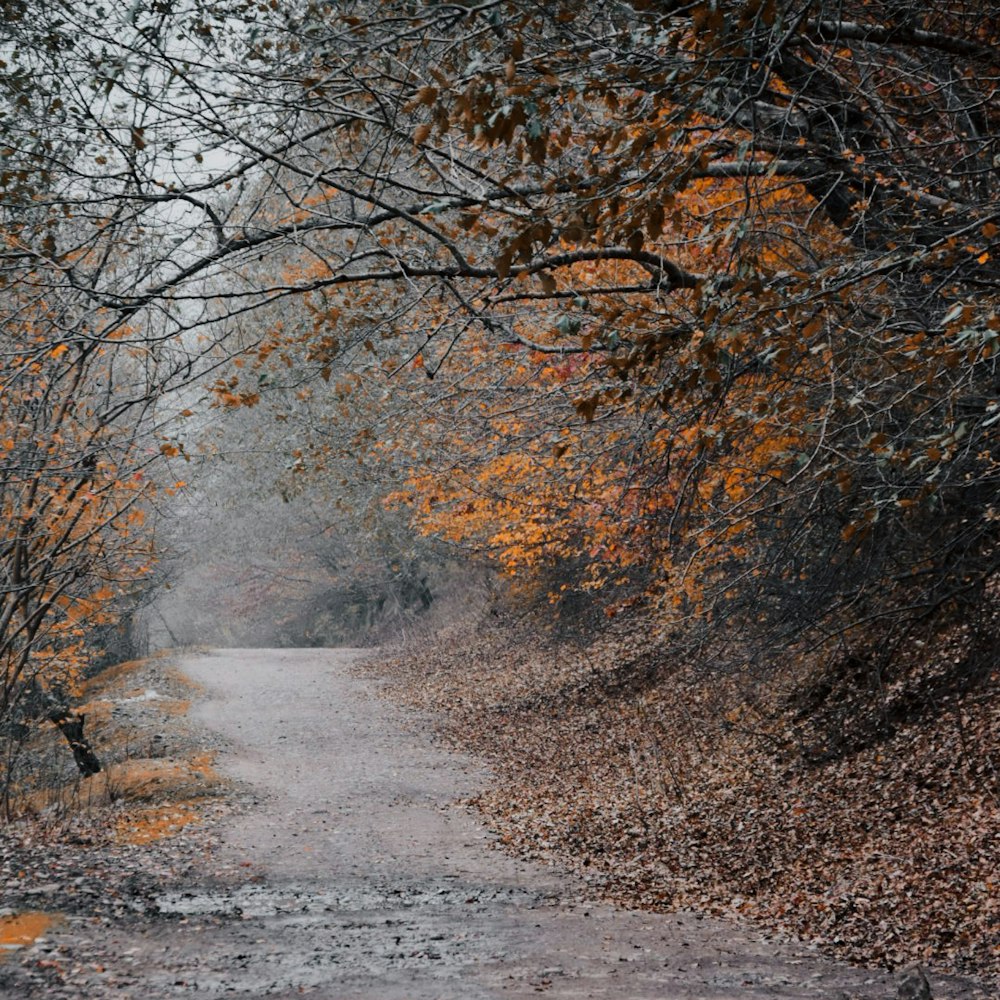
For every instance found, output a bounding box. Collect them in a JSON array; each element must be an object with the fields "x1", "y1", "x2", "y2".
[{"x1": 363, "y1": 614, "x2": 999, "y2": 988}]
